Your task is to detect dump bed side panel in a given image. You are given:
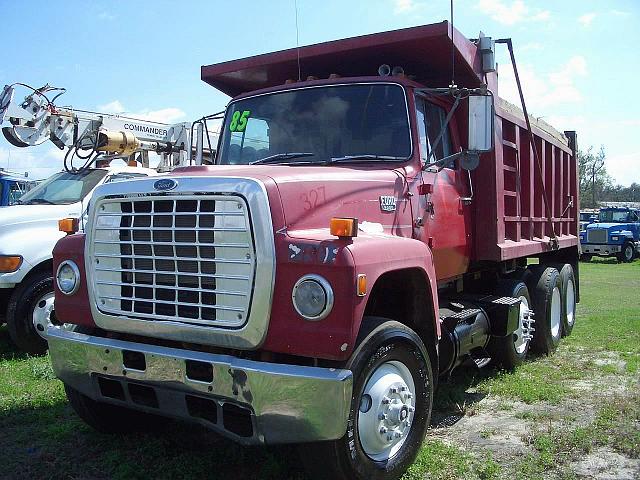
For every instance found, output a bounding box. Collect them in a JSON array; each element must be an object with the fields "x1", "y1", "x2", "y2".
[{"x1": 473, "y1": 99, "x2": 579, "y2": 262}]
